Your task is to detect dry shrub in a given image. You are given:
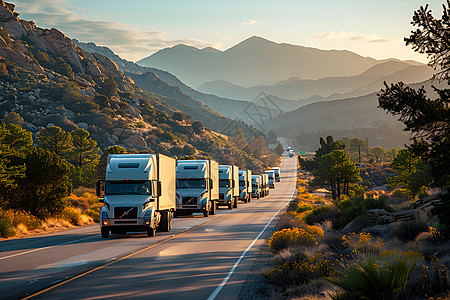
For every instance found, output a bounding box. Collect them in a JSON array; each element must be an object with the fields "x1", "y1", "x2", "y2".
[
  {"x1": 85, "y1": 210, "x2": 100, "y2": 222},
  {"x1": 304, "y1": 205, "x2": 339, "y2": 225},
  {"x1": 266, "y1": 252, "x2": 334, "y2": 287},
  {"x1": 277, "y1": 214, "x2": 307, "y2": 231},
  {"x1": 342, "y1": 232, "x2": 384, "y2": 257},
  {"x1": 269, "y1": 227, "x2": 322, "y2": 253},
  {"x1": 41, "y1": 218, "x2": 72, "y2": 231},
  {"x1": 0, "y1": 209, "x2": 16, "y2": 238},
  {"x1": 61, "y1": 206, "x2": 81, "y2": 225},
  {"x1": 66, "y1": 188, "x2": 98, "y2": 211},
  {"x1": 391, "y1": 214, "x2": 428, "y2": 243},
  {"x1": 15, "y1": 223, "x2": 29, "y2": 235}
]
